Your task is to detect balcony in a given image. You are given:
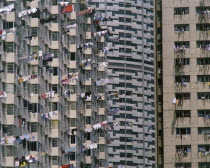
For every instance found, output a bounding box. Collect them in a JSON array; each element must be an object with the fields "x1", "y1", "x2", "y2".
[
  {"x1": 50, "y1": 6, "x2": 59, "y2": 15},
  {"x1": 30, "y1": 18, "x2": 39, "y2": 27},
  {"x1": 31, "y1": 37, "x2": 39, "y2": 46}
]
